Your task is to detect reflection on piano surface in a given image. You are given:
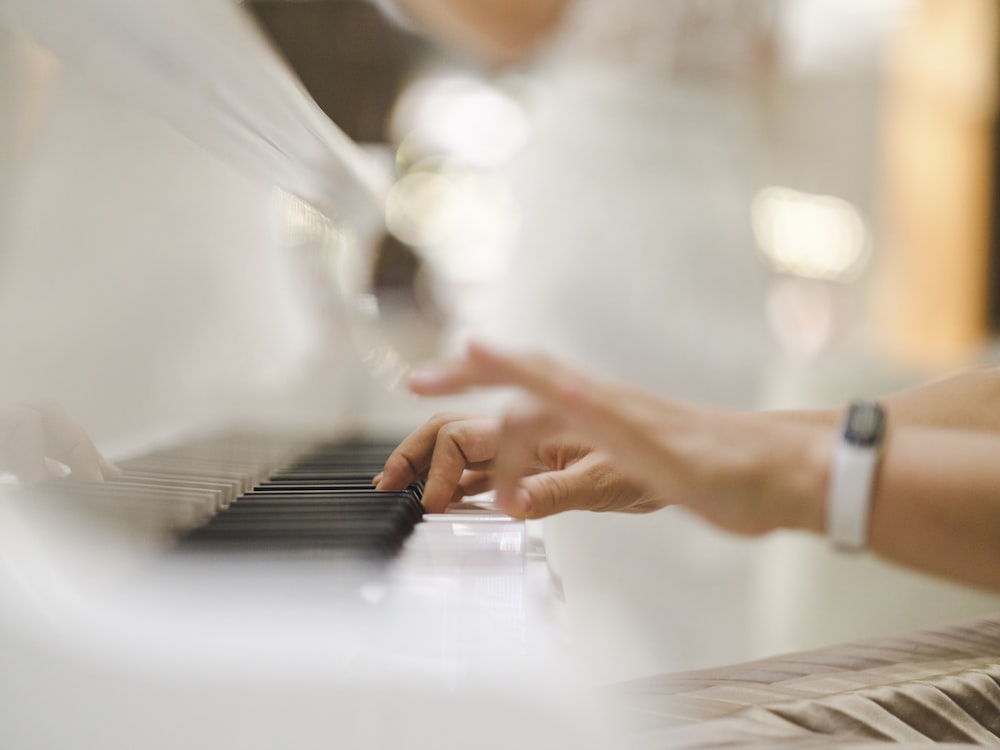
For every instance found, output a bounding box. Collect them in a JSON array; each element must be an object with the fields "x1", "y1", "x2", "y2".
[{"x1": 0, "y1": 432, "x2": 616, "y2": 750}]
